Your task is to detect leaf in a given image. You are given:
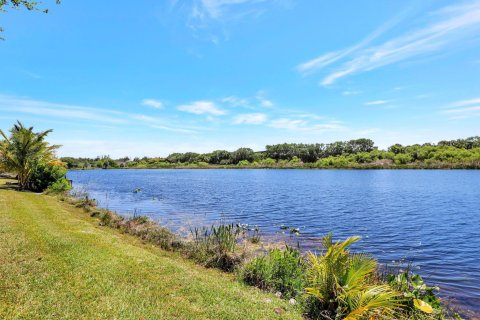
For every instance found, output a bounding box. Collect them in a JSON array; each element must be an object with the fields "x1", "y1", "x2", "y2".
[
  {"x1": 411, "y1": 274, "x2": 424, "y2": 288},
  {"x1": 414, "y1": 299, "x2": 433, "y2": 313}
]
